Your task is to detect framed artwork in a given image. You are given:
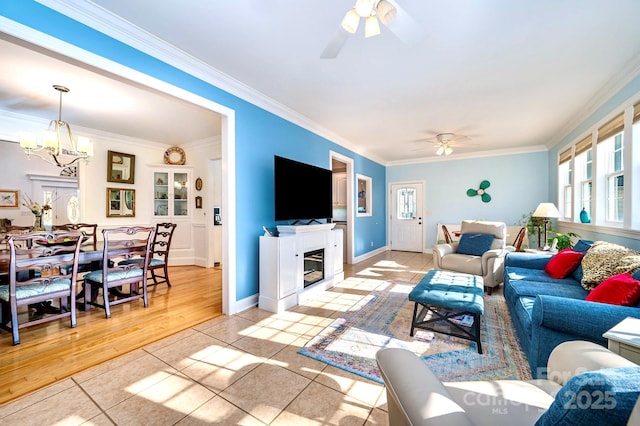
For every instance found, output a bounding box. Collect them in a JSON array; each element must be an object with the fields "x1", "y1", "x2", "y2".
[
  {"x1": 107, "y1": 151, "x2": 136, "y2": 184},
  {"x1": 0, "y1": 190, "x2": 19, "y2": 208},
  {"x1": 195, "y1": 195, "x2": 203, "y2": 209},
  {"x1": 106, "y1": 188, "x2": 136, "y2": 217}
]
